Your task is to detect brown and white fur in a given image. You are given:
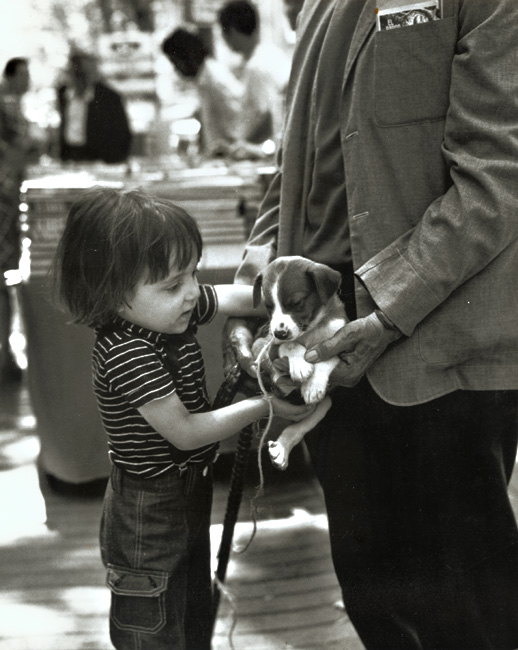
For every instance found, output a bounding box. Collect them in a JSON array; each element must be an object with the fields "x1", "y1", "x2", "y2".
[{"x1": 252, "y1": 256, "x2": 347, "y2": 470}]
